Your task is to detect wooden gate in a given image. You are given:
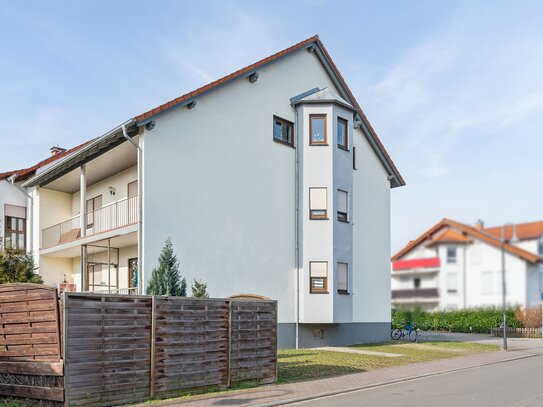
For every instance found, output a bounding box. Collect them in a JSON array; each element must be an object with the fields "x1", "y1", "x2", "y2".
[{"x1": 0, "y1": 283, "x2": 64, "y2": 402}]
